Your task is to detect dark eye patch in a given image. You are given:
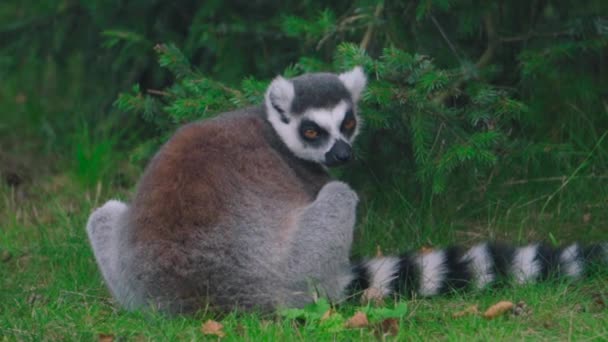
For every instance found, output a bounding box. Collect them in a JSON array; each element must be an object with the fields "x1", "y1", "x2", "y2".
[
  {"x1": 299, "y1": 120, "x2": 329, "y2": 146},
  {"x1": 270, "y1": 99, "x2": 290, "y2": 124},
  {"x1": 340, "y1": 109, "x2": 357, "y2": 137}
]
